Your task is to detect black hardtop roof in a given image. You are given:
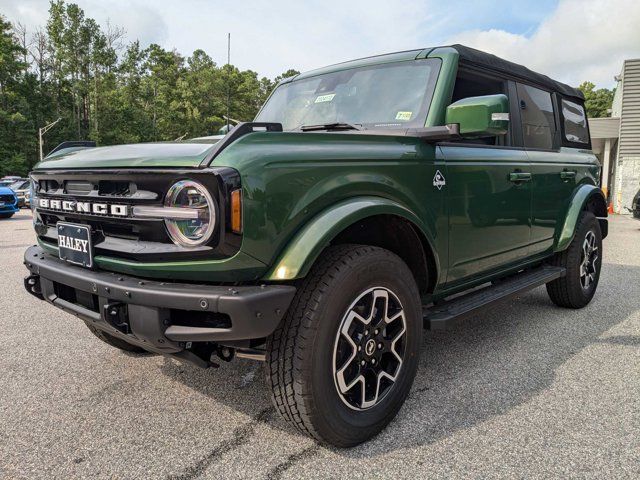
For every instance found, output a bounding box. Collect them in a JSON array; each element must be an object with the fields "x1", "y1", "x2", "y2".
[{"x1": 450, "y1": 44, "x2": 584, "y2": 100}]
